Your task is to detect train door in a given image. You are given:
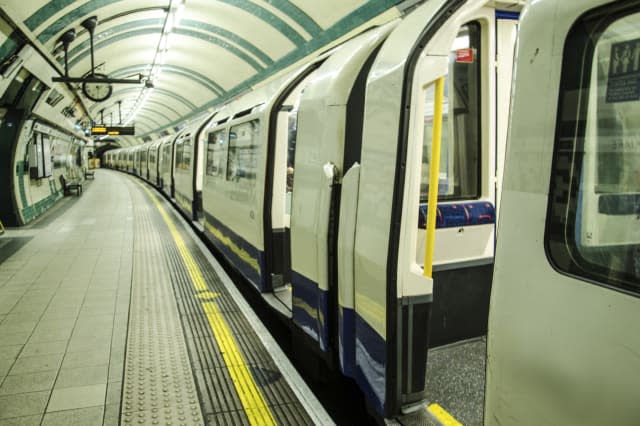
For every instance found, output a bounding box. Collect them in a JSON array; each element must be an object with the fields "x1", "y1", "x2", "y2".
[
  {"x1": 353, "y1": 0, "x2": 522, "y2": 417},
  {"x1": 286, "y1": 26, "x2": 395, "y2": 367},
  {"x1": 486, "y1": 1, "x2": 640, "y2": 424},
  {"x1": 192, "y1": 116, "x2": 215, "y2": 224},
  {"x1": 495, "y1": 12, "x2": 518, "y2": 219},
  {"x1": 265, "y1": 70, "x2": 319, "y2": 308}
]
